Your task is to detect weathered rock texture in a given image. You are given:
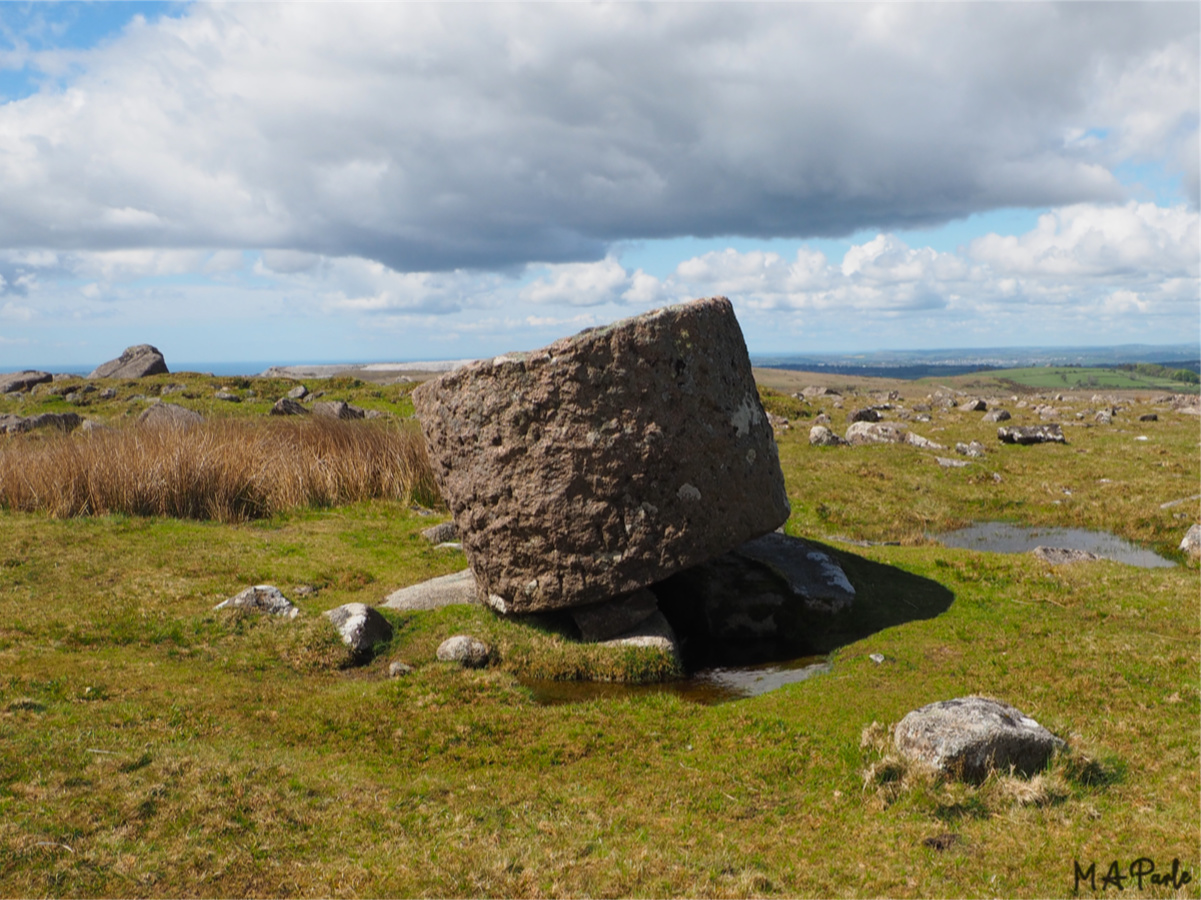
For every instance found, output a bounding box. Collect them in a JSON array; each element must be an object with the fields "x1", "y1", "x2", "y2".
[
  {"x1": 271, "y1": 397, "x2": 308, "y2": 416},
  {"x1": 894, "y1": 696, "x2": 1065, "y2": 782},
  {"x1": 89, "y1": 345, "x2": 169, "y2": 379},
  {"x1": 325, "y1": 603, "x2": 393, "y2": 658},
  {"x1": 0, "y1": 371, "x2": 52, "y2": 394},
  {"x1": 571, "y1": 588, "x2": 660, "y2": 642},
  {"x1": 214, "y1": 585, "x2": 299, "y2": 618},
  {"x1": 412, "y1": 297, "x2": 790, "y2": 614},
  {"x1": 1180, "y1": 524, "x2": 1201, "y2": 556},
  {"x1": 808, "y1": 424, "x2": 846, "y2": 446},
  {"x1": 436, "y1": 635, "x2": 490, "y2": 668},
  {"x1": 137, "y1": 402, "x2": 203, "y2": 428},
  {"x1": 1032, "y1": 546, "x2": 1102, "y2": 565},
  {"x1": 998, "y1": 424, "x2": 1065, "y2": 445},
  {"x1": 0, "y1": 412, "x2": 81, "y2": 434}
]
